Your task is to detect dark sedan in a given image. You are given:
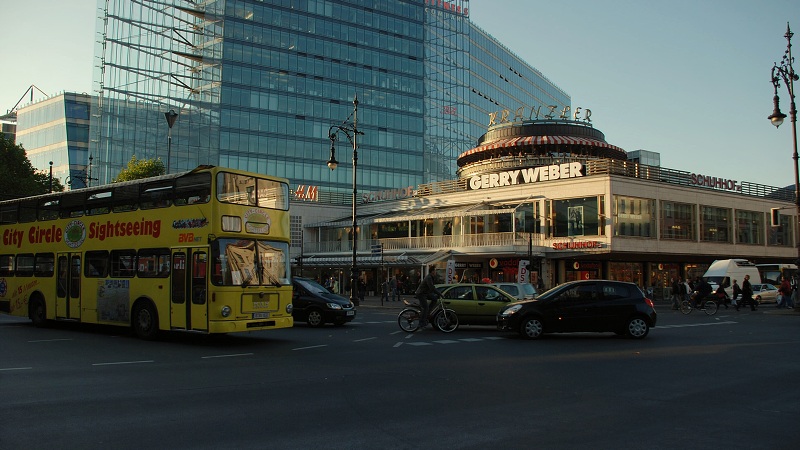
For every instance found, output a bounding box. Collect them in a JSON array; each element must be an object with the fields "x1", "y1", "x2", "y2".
[
  {"x1": 292, "y1": 277, "x2": 356, "y2": 327},
  {"x1": 497, "y1": 280, "x2": 657, "y2": 339}
]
